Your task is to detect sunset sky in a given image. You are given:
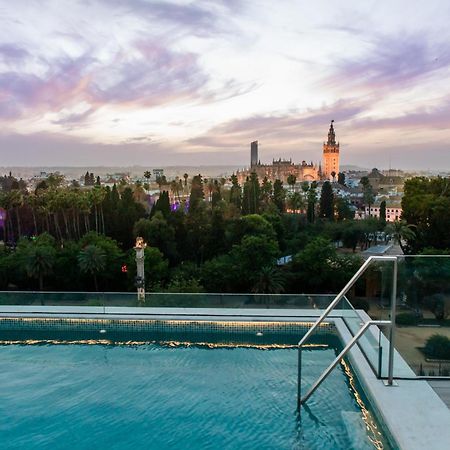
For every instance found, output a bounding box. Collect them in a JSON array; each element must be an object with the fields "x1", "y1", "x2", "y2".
[{"x1": 1, "y1": 0, "x2": 450, "y2": 168}]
